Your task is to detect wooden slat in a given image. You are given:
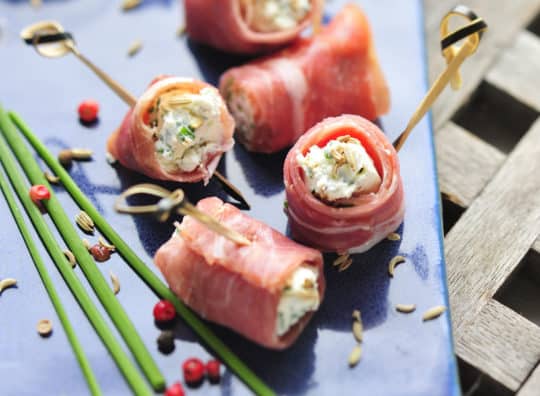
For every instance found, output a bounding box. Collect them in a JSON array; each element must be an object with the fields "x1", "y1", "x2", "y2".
[
  {"x1": 456, "y1": 299, "x2": 540, "y2": 391},
  {"x1": 486, "y1": 31, "x2": 540, "y2": 112},
  {"x1": 445, "y1": 117, "x2": 540, "y2": 332},
  {"x1": 517, "y1": 363, "x2": 540, "y2": 396},
  {"x1": 435, "y1": 122, "x2": 505, "y2": 207},
  {"x1": 423, "y1": 0, "x2": 540, "y2": 129}
]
